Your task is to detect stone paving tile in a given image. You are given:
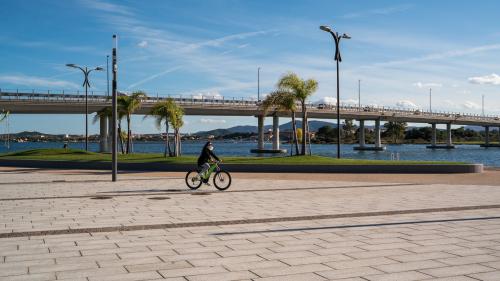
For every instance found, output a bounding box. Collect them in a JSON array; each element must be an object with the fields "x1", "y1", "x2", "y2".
[
  {"x1": 316, "y1": 266, "x2": 384, "y2": 279},
  {"x1": 468, "y1": 271, "x2": 500, "y2": 281},
  {"x1": 374, "y1": 260, "x2": 446, "y2": 273},
  {"x1": 364, "y1": 271, "x2": 433, "y2": 281},
  {"x1": 420, "y1": 264, "x2": 495, "y2": 277},
  {"x1": 87, "y1": 271, "x2": 163, "y2": 281},
  {"x1": 253, "y1": 272, "x2": 327, "y2": 281},
  {"x1": 0, "y1": 272, "x2": 56, "y2": 281},
  {"x1": 324, "y1": 257, "x2": 396, "y2": 270},
  {"x1": 250, "y1": 263, "x2": 332, "y2": 277},
  {"x1": 185, "y1": 270, "x2": 258, "y2": 281},
  {"x1": 125, "y1": 260, "x2": 191, "y2": 272},
  {"x1": 437, "y1": 254, "x2": 499, "y2": 265},
  {"x1": 55, "y1": 266, "x2": 127, "y2": 279},
  {"x1": 159, "y1": 265, "x2": 228, "y2": 278}
]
